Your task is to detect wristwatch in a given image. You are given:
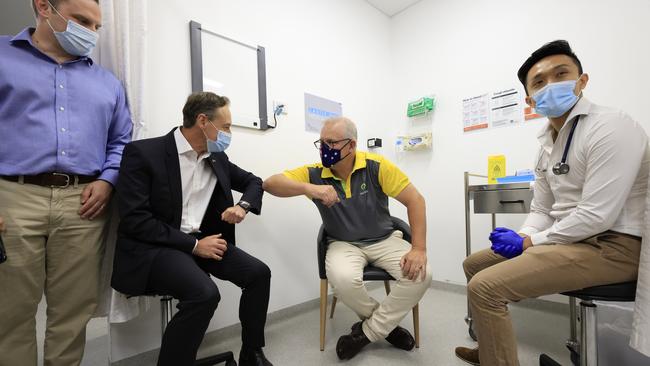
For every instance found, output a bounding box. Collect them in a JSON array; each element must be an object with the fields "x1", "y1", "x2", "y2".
[{"x1": 236, "y1": 200, "x2": 251, "y2": 213}]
